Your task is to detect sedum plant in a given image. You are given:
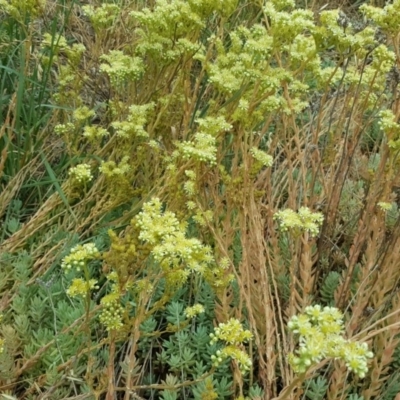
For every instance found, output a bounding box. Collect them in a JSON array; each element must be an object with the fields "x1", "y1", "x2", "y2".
[
  {"x1": 2, "y1": 0, "x2": 400, "y2": 399},
  {"x1": 288, "y1": 306, "x2": 373, "y2": 378}
]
